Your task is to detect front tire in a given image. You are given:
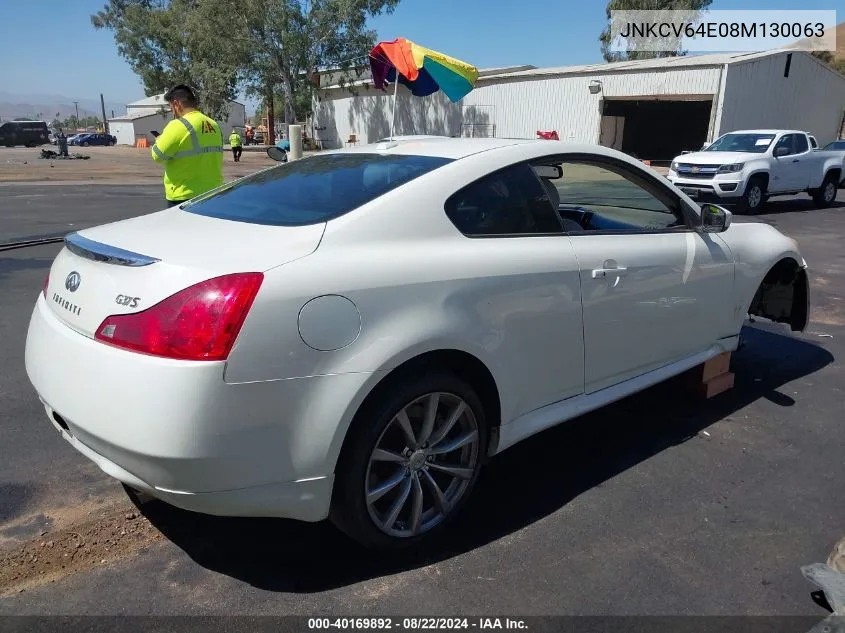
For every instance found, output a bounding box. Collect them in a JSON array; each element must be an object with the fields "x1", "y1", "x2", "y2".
[
  {"x1": 812, "y1": 174, "x2": 838, "y2": 208},
  {"x1": 737, "y1": 176, "x2": 766, "y2": 215},
  {"x1": 330, "y1": 371, "x2": 488, "y2": 550}
]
